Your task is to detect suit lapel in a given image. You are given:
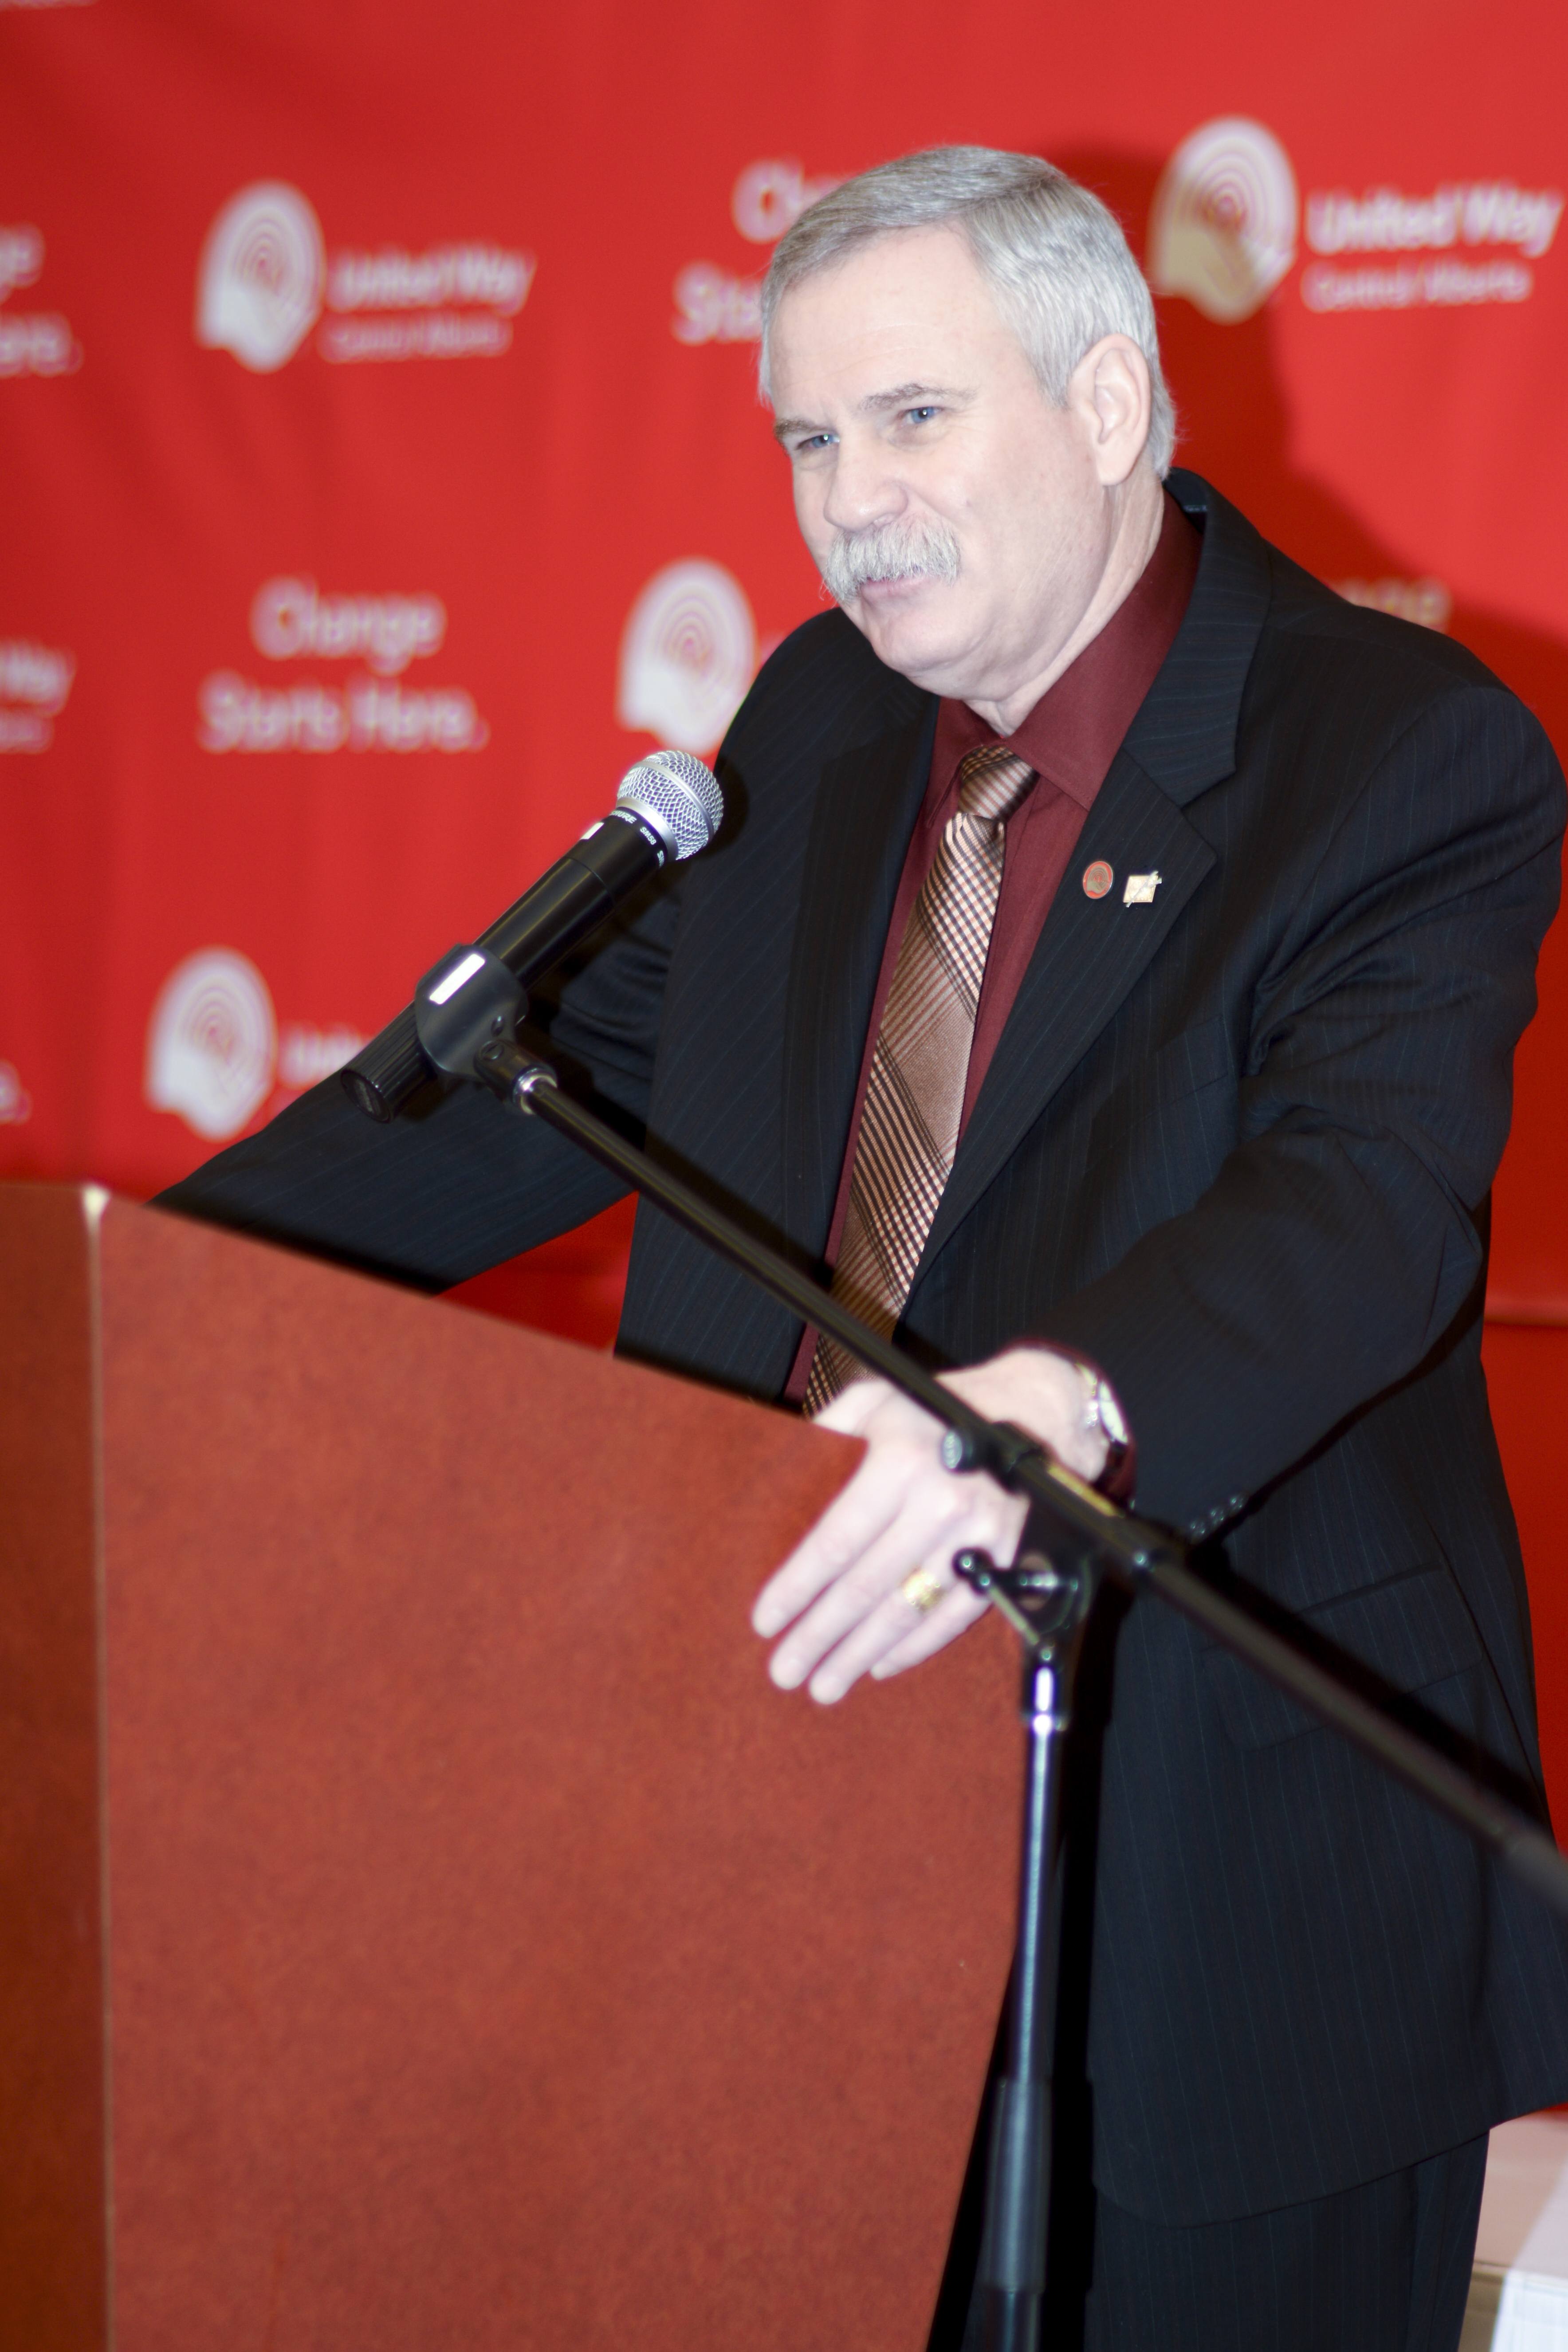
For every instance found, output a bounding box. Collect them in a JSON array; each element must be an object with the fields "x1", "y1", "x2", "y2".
[
  {"x1": 917, "y1": 756, "x2": 1215, "y2": 1277},
  {"x1": 1124, "y1": 472, "x2": 1270, "y2": 808},
  {"x1": 780, "y1": 696, "x2": 936, "y2": 1258}
]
